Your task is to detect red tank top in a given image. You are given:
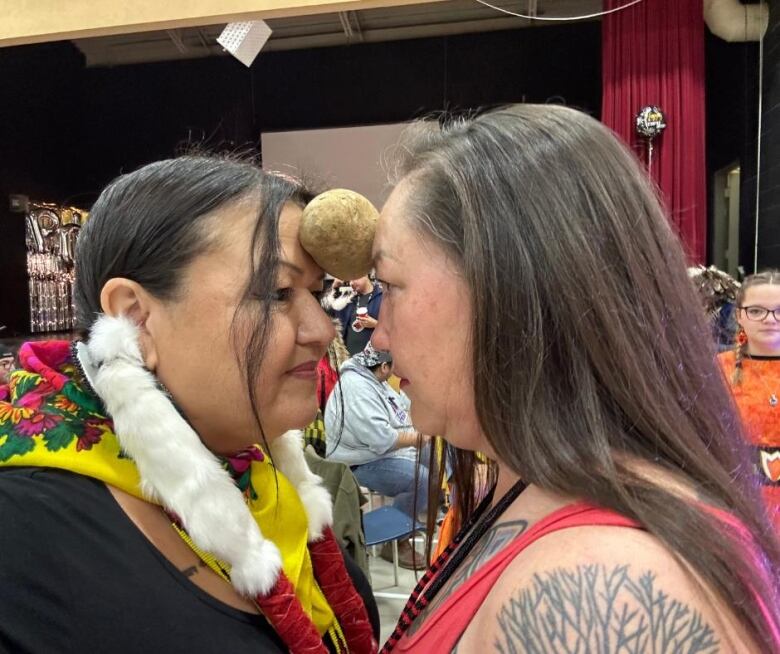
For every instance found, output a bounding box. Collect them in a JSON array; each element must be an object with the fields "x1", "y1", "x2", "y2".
[
  {"x1": 394, "y1": 501, "x2": 779, "y2": 652},
  {"x1": 394, "y1": 503, "x2": 641, "y2": 652}
]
